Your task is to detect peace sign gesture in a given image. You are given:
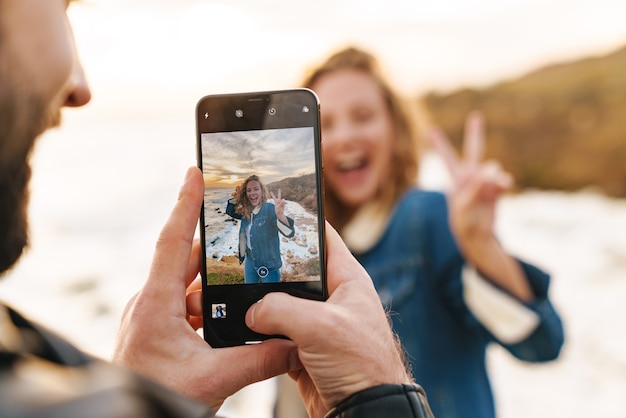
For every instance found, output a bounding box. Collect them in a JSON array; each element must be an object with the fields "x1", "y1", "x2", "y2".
[
  {"x1": 428, "y1": 111, "x2": 512, "y2": 248},
  {"x1": 270, "y1": 189, "x2": 289, "y2": 225}
]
